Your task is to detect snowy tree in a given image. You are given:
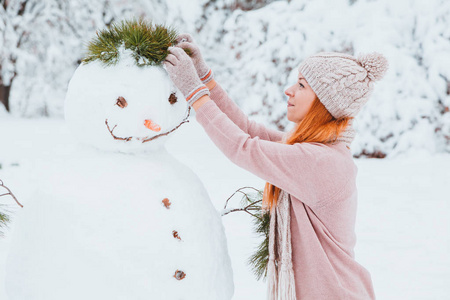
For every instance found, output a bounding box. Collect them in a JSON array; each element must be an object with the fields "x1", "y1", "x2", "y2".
[
  {"x1": 216, "y1": 0, "x2": 278, "y2": 11},
  {"x1": 1, "y1": 0, "x2": 449, "y2": 156},
  {"x1": 0, "y1": 0, "x2": 171, "y2": 116},
  {"x1": 0, "y1": 0, "x2": 31, "y2": 112},
  {"x1": 194, "y1": 0, "x2": 450, "y2": 157}
]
